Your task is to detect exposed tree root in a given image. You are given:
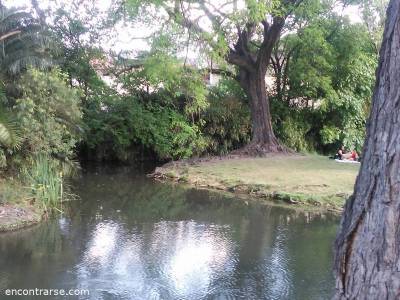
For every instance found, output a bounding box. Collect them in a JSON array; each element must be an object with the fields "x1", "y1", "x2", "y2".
[{"x1": 230, "y1": 141, "x2": 295, "y2": 157}]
